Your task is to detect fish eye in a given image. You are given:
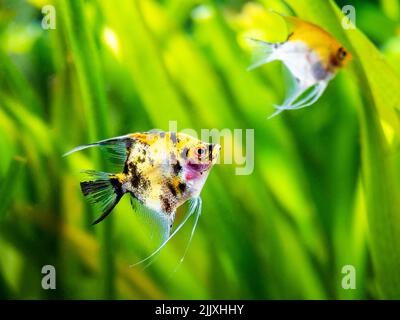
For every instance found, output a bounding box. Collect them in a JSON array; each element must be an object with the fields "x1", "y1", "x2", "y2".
[
  {"x1": 337, "y1": 48, "x2": 347, "y2": 61},
  {"x1": 194, "y1": 146, "x2": 208, "y2": 159}
]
